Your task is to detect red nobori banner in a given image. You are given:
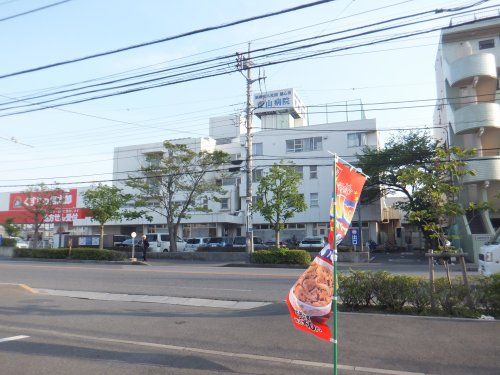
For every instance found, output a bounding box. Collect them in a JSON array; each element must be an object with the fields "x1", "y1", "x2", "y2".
[
  {"x1": 286, "y1": 161, "x2": 366, "y2": 342},
  {"x1": 9, "y1": 189, "x2": 77, "y2": 211}
]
